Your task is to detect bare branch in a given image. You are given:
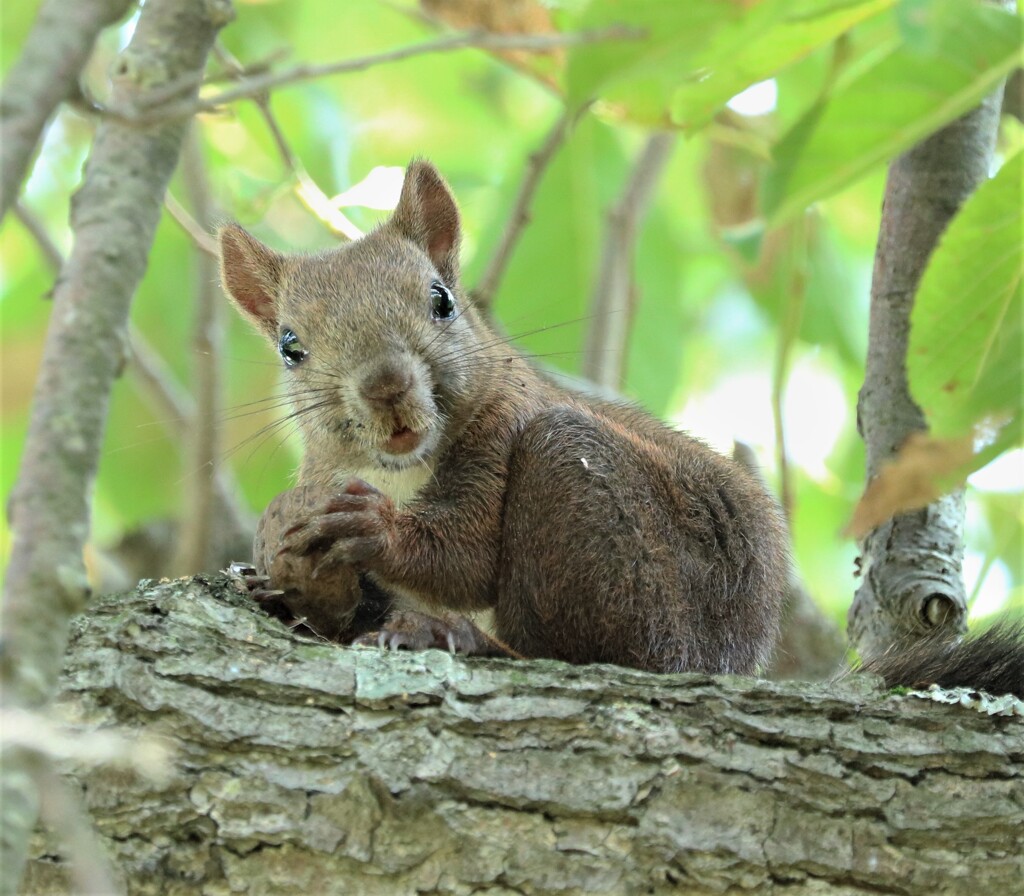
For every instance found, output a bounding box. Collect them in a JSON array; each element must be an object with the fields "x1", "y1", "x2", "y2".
[
  {"x1": 12, "y1": 202, "x2": 65, "y2": 274},
  {"x1": 128, "y1": 327, "x2": 193, "y2": 426},
  {"x1": 770, "y1": 223, "x2": 808, "y2": 523},
  {"x1": 164, "y1": 191, "x2": 219, "y2": 257},
  {"x1": 582, "y1": 132, "x2": 675, "y2": 391},
  {"x1": 16, "y1": 185, "x2": 252, "y2": 581},
  {"x1": 472, "y1": 109, "x2": 571, "y2": 310},
  {"x1": 255, "y1": 96, "x2": 362, "y2": 240},
  {"x1": 24, "y1": 577, "x2": 1024, "y2": 894},
  {"x1": 215, "y1": 43, "x2": 362, "y2": 240},
  {"x1": 0, "y1": 0, "x2": 229, "y2": 887},
  {"x1": 104, "y1": 27, "x2": 643, "y2": 124},
  {"x1": 170, "y1": 126, "x2": 226, "y2": 576},
  {"x1": 850, "y1": 72, "x2": 1009, "y2": 655},
  {"x1": 0, "y1": 0, "x2": 134, "y2": 223}
]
